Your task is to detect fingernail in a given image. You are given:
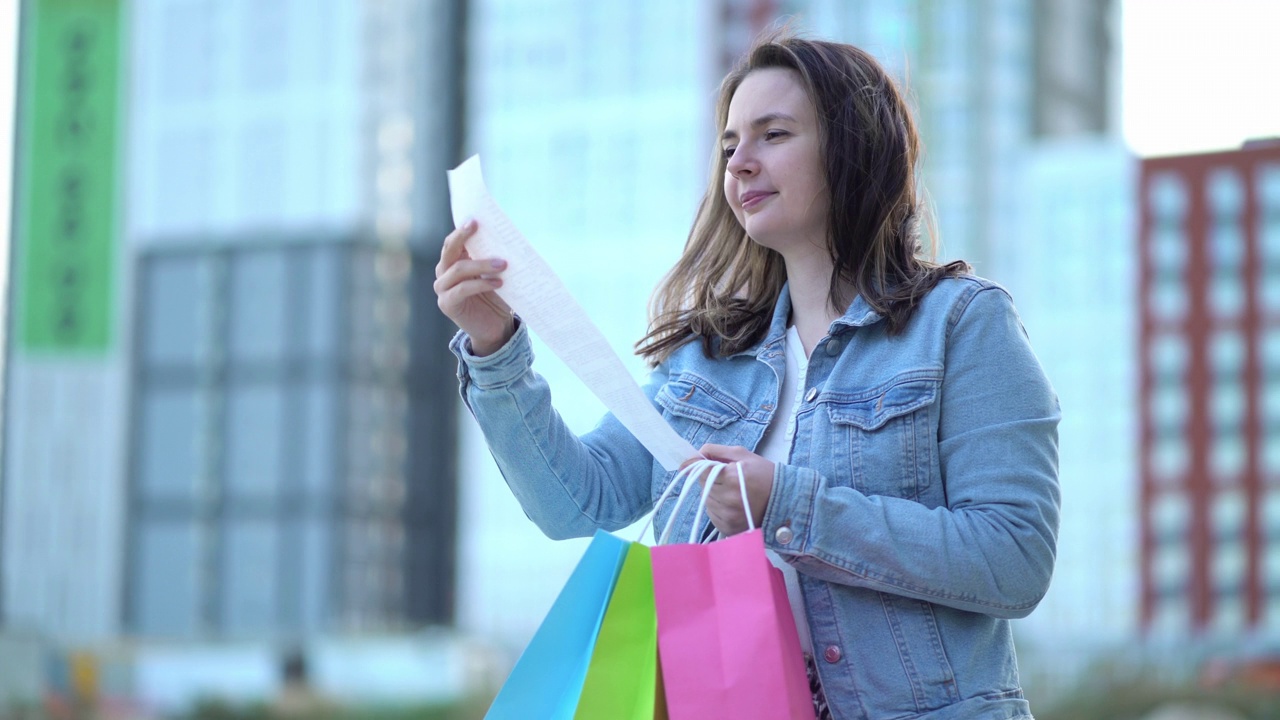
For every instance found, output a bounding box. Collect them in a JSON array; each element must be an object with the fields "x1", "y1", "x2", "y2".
[
  {"x1": 465, "y1": 219, "x2": 477, "y2": 231},
  {"x1": 490, "y1": 259, "x2": 507, "y2": 269}
]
